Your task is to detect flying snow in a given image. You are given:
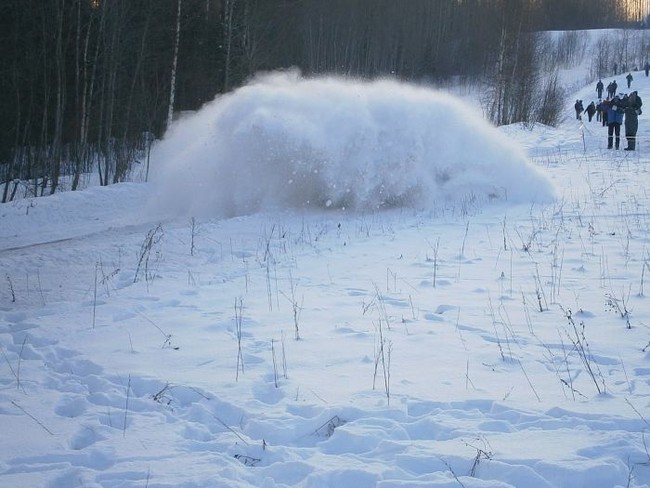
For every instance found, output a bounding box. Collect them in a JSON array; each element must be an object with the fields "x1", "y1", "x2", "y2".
[{"x1": 150, "y1": 70, "x2": 555, "y2": 217}]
